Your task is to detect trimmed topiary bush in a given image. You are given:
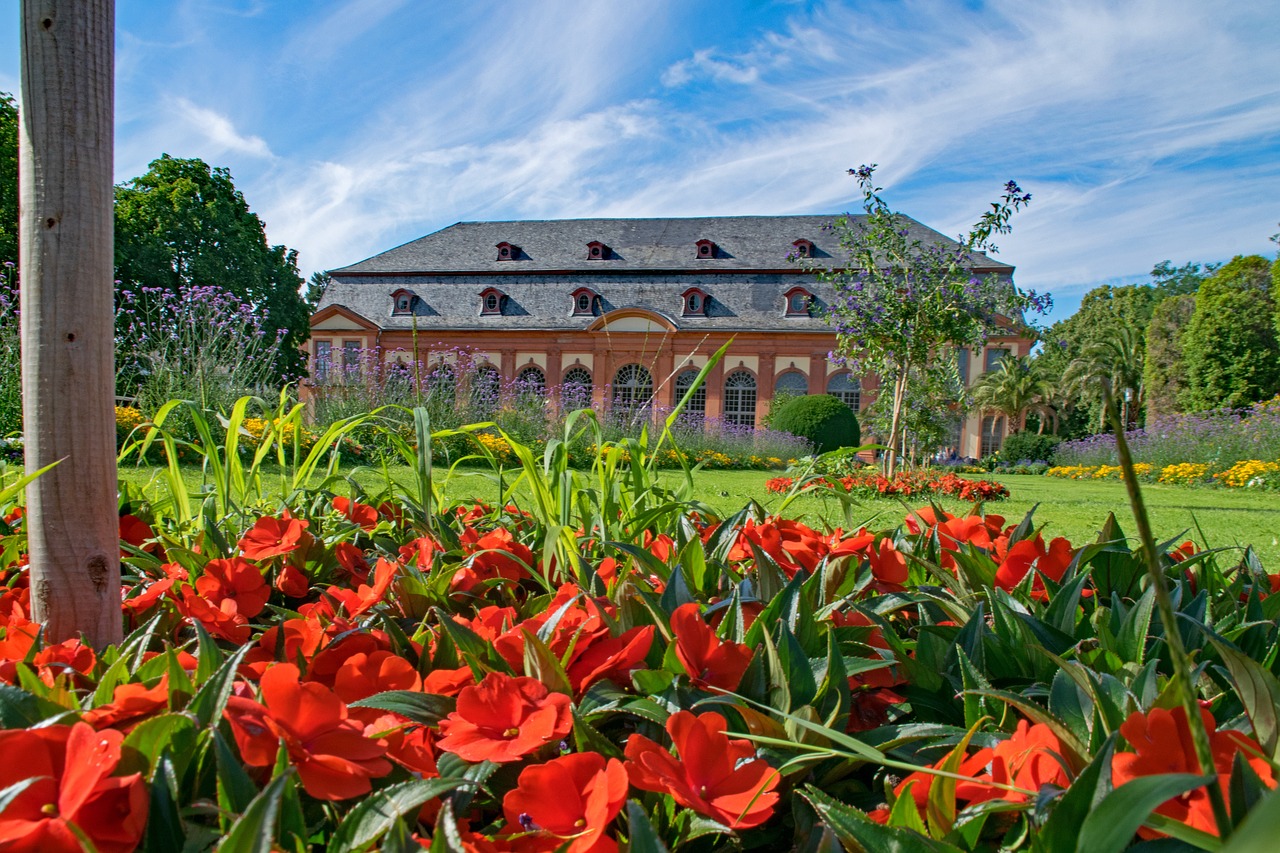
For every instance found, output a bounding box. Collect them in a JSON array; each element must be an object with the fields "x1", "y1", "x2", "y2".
[
  {"x1": 1001, "y1": 430, "x2": 1061, "y2": 464},
  {"x1": 770, "y1": 394, "x2": 860, "y2": 454}
]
